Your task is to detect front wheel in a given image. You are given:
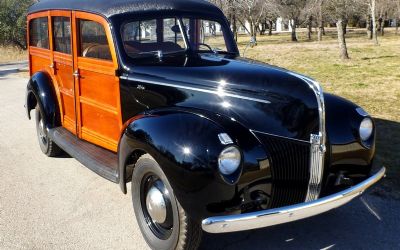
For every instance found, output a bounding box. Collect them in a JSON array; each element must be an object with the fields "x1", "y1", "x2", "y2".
[{"x1": 131, "y1": 154, "x2": 202, "y2": 250}]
